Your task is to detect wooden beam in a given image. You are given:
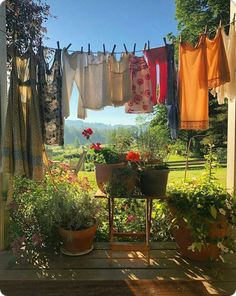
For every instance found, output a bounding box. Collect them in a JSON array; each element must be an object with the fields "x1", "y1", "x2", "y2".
[{"x1": 227, "y1": 1, "x2": 236, "y2": 196}]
